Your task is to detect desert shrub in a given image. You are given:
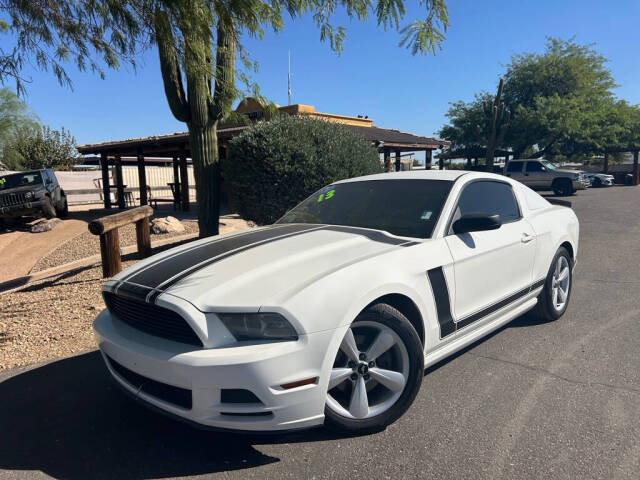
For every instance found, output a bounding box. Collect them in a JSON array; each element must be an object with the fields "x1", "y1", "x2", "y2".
[{"x1": 224, "y1": 115, "x2": 382, "y2": 224}]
